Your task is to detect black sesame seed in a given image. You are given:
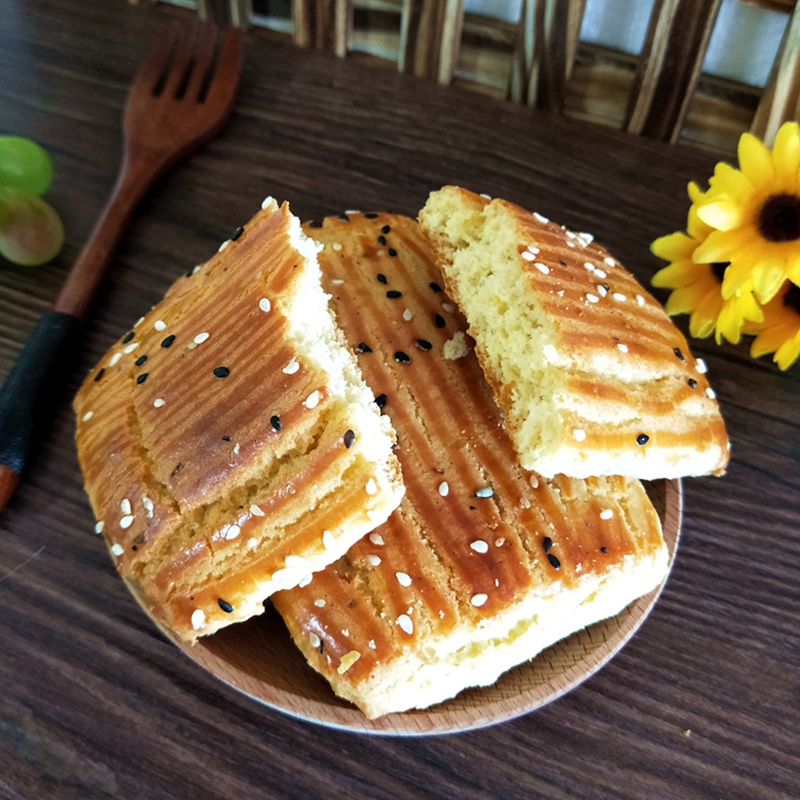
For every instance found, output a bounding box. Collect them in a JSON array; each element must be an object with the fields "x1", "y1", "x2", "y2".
[
  {"x1": 600, "y1": 546, "x2": 608, "y2": 554},
  {"x1": 388, "y1": 248, "x2": 397, "y2": 257},
  {"x1": 319, "y1": 640, "x2": 325, "y2": 654},
  {"x1": 344, "y1": 429, "x2": 355, "y2": 449},
  {"x1": 375, "y1": 393, "x2": 387, "y2": 409},
  {"x1": 355, "y1": 342, "x2": 372, "y2": 354},
  {"x1": 172, "y1": 462, "x2": 184, "y2": 476},
  {"x1": 308, "y1": 220, "x2": 323, "y2": 228},
  {"x1": 395, "y1": 351, "x2": 411, "y2": 364},
  {"x1": 136, "y1": 373, "x2": 148, "y2": 385},
  {"x1": 674, "y1": 347, "x2": 685, "y2": 361},
  {"x1": 430, "y1": 282, "x2": 442, "y2": 293},
  {"x1": 387, "y1": 290, "x2": 402, "y2": 299},
  {"x1": 378, "y1": 235, "x2": 387, "y2": 246},
  {"x1": 339, "y1": 213, "x2": 350, "y2": 222},
  {"x1": 547, "y1": 553, "x2": 561, "y2": 569},
  {"x1": 434, "y1": 313, "x2": 446, "y2": 328},
  {"x1": 559, "y1": 260, "x2": 567, "y2": 266},
  {"x1": 688, "y1": 378, "x2": 698, "y2": 389},
  {"x1": 542, "y1": 536, "x2": 552, "y2": 553},
  {"x1": 135, "y1": 355, "x2": 148, "y2": 367},
  {"x1": 161, "y1": 334, "x2": 175, "y2": 348},
  {"x1": 94, "y1": 368, "x2": 105, "y2": 382},
  {"x1": 270, "y1": 415, "x2": 282, "y2": 431},
  {"x1": 213, "y1": 366, "x2": 230, "y2": 378},
  {"x1": 364, "y1": 213, "x2": 378, "y2": 219},
  {"x1": 122, "y1": 331, "x2": 135, "y2": 344},
  {"x1": 218, "y1": 598, "x2": 234, "y2": 613},
  {"x1": 381, "y1": 225, "x2": 391, "y2": 234},
  {"x1": 377, "y1": 273, "x2": 387, "y2": 284},
  {"x1": 637, "y1": 433, "x2": 650, "y2": 445},
  {"x1": 231, "y1": 226, "x2": 244, "y2": 241},
  {"x1": 222, "y1": 436, "x2": 231, "y2": 441},
  {"x1": 415, "y1": 339, "x2": 432, "y2": 351}
]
